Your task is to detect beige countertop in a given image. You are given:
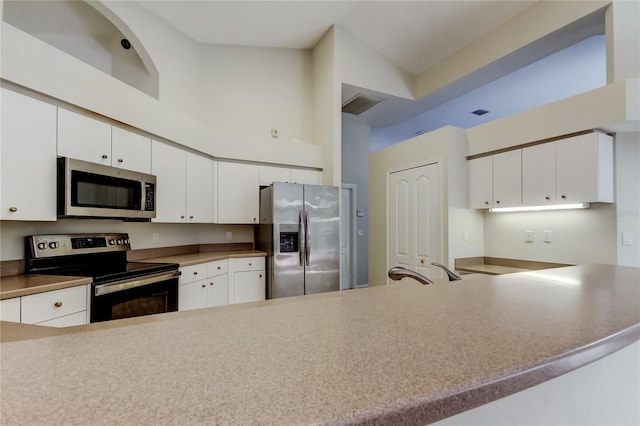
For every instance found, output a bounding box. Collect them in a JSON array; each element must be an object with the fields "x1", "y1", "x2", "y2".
[
  {"x1": 1, "y1": 264, "x2": 638, "y2": 425},
  {"x1": 0, "y1": 274, "x2": 92, "y2": 300},
  {"x1": 0, "y1": 250, "x2": 266, "y2": 300},
  {"x1": 142, "y1": 249, "x2": 267, "y2": 266}
]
